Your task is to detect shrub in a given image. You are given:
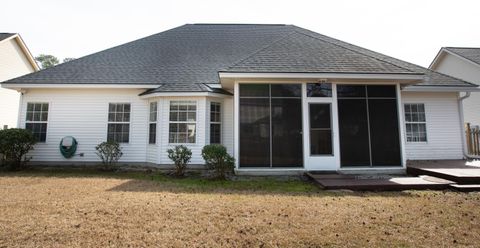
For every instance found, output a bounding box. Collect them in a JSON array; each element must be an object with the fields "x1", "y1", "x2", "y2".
[
  {"x1": 0, "y1": 128, "x2": 36, "y2": 170},
  {"x1": 95, "y1": 141, "x2": 123, "y2": 171},
  {"x1": 167, "y1": 145, "x2": 192, "y2": 177},
  {"x1": 201, "y1": 144, "x2": 235, "y2": 179}
]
